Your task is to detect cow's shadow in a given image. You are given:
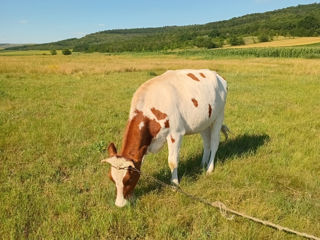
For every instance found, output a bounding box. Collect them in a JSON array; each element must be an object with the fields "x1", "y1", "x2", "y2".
[{"x1": 134, "y1": 134, "x2": 269, "y2": 198}]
